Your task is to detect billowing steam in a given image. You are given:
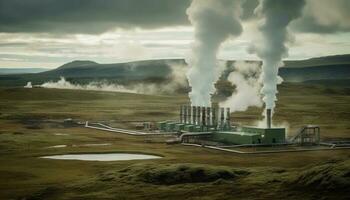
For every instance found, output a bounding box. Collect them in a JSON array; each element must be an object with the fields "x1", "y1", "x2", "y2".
[
  {"x1": 220, "y1": 61, "x2": 263, "y2": 112},
  {"x1": 186, "y1": 0, "x2": 243, "y2": 106},
  {"x1": 41, "y1": 77, "x2": 136, "y2": 93},
  {"x1": 24, "y1": 82, "x2": 32, "y2": 88},
  {"x1": 253, "y1": 0, "x2": 305, "y2": 111},
  {"x1": 40, "y1": 62, "x2": 188, "y2": 95}
]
